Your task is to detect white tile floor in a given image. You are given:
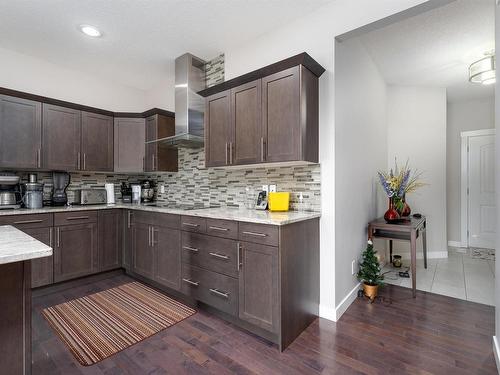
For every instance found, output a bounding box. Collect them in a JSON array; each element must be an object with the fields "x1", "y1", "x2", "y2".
[{"x1": 382, "y1": 249, "x2": 495, "y2": 306}]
